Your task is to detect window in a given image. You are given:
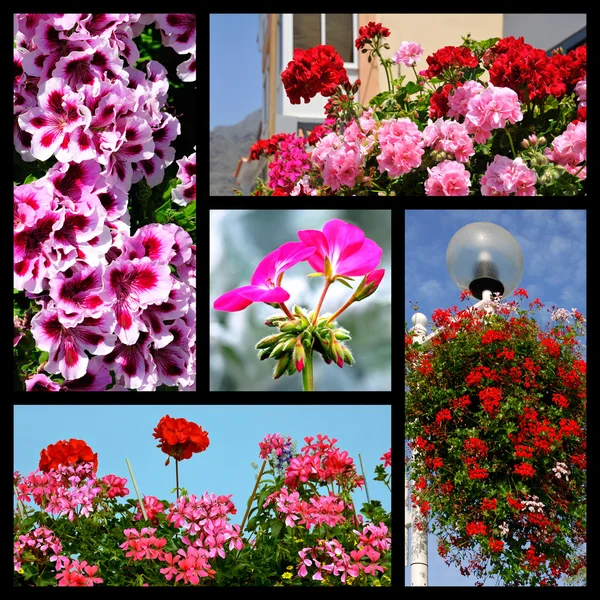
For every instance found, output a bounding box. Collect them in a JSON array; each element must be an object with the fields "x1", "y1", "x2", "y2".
[
  {"x1": 548, "y1": 26, "x2": 586, "y2": 55},
  {"x1": 293, "y1": 14, "x2": 356, "y2": 64}
]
